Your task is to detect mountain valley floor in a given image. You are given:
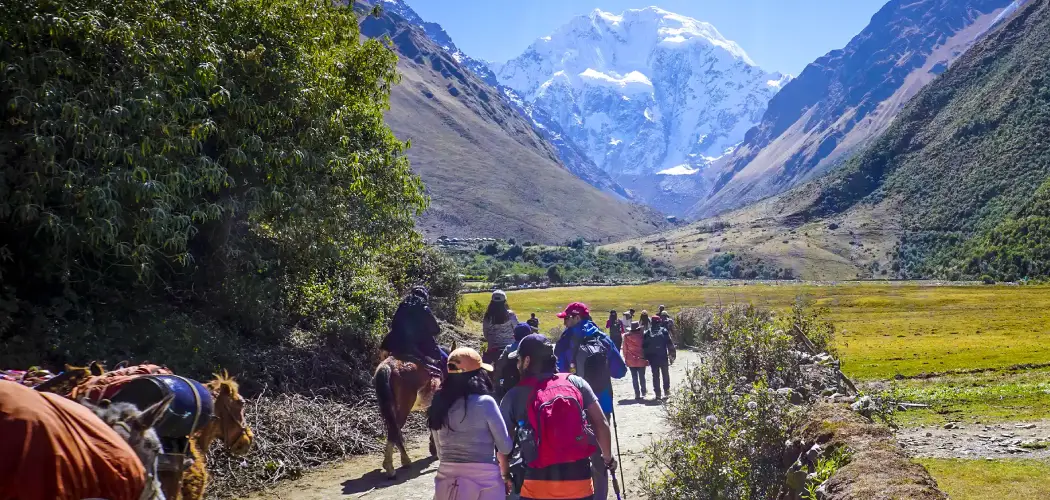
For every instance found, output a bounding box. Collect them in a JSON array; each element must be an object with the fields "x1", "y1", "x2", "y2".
[{"x1": 463, "y1": 281, "x2": 1050, "y2": 497}]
